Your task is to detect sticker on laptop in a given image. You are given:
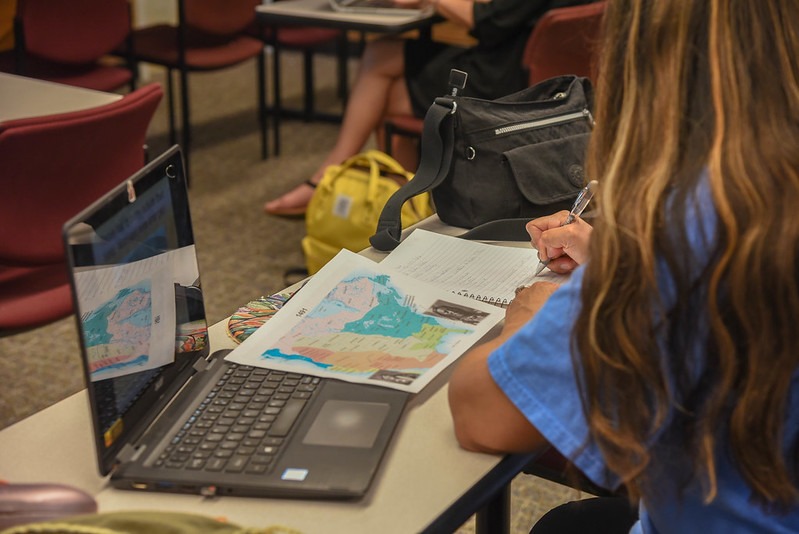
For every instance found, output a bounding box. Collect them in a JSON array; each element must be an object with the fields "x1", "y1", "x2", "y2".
[{"x1": 281, "y1": 468, "x2": 309, "y2": 482}]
